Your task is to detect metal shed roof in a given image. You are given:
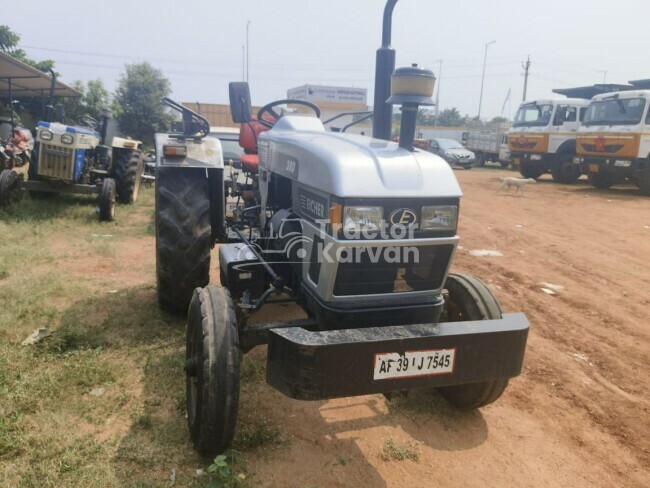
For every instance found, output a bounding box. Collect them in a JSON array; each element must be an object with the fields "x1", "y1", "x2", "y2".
[
  {"x1": 629, "y1": 79, "x2": 650, "y2": 89},
  {"x1": 552, "y1": 84, "x2": 635, "y2": 100},
  {"x1": 0, "y1": 51, "x2": 80, "y2": 98}
]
